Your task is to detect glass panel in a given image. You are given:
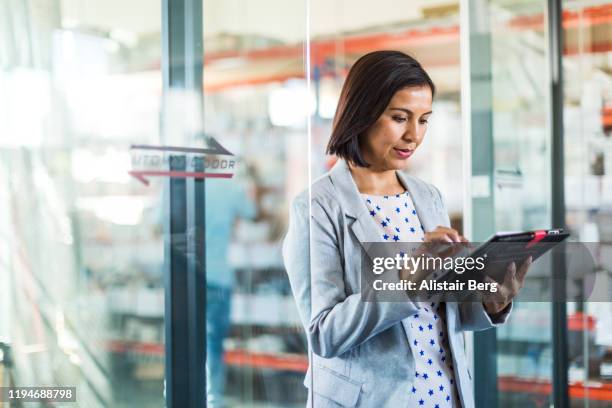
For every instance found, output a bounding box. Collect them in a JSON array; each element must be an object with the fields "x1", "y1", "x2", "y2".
[
  {"x1": 0, "y1": 1, "x2": 165, "y2": 406},
  {"x1": 466, "y1": 0, "x2": 554, "y2": 406},
  {"x1": 486, "y1": 0, "x2": 552, "y2": 232},
  {"x1": 201, "y1": 1, "x2": 308, "y2": 406},
  {"x1": 563, "y1": 1, "x2": 612, "y2": 407},
  {"x1": 488, "y1": 4, "x2": 554, "y2": 406},
  {"x1": 200, "y1": 1, "x2": 465, "y2": 406}
]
